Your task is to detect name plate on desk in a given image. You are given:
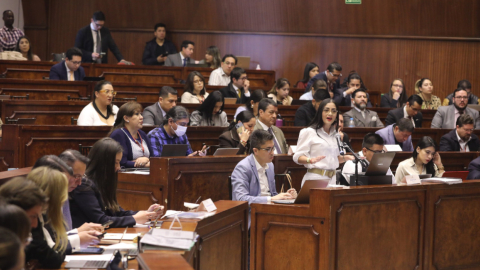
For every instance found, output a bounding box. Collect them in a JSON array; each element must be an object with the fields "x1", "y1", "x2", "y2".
[
  {"x1": 196, "y1": 198, "x2": 217, "y2": 212},
  {"x1": 405, "y1": 175, "x2": 421, "y2": 185}
]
